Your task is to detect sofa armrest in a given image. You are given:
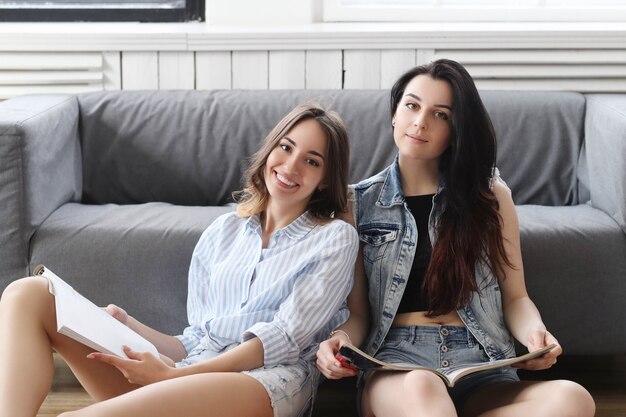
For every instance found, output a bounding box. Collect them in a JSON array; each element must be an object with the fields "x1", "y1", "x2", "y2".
[
  {"x1": 584, "y1": 94, "x2": 626, "y2": 234},
  {"x1": 0, "y1": 94, "x2": 82, "y2": 287}
]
